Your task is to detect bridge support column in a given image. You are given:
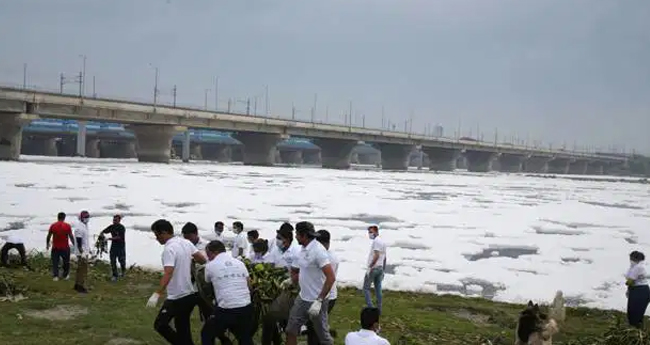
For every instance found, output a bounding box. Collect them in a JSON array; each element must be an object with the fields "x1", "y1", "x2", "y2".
[
  {"x1": 44, "y1": 138, "x2": 58, "y2": 156},
  {"x1": 233, "y1": 132, "x2": 283, "y2": 166},
  {"x1": 86, "y1": 139, "x2": 100, "y2": 158},
  {"x1": 181, "y1": 130, "x2": 191, "y2": 162},
  {"x1": 523, "y1": 156, "x2": 550, "y2": 173},
  {"x1": 280, "y1": 150, "x2": 303, "y2": 165},
  {"x1": 377, "y1": 144, "x2": 414, "y2": 171},
  {"x1": 131, "y1": 125, "x2": 184, "y2": 163},
  {"x1": 76, "y1": 121, "x2": 87, "y2": 157},
  {"x1": 422, "y1": 147, "x2": 461, "y2": 171},
  {"x1": 497, "y1": 154, "x2": 525, "y2": 173},
  {"x1": 465, "y1": 151, "x2": 497, "y2": 172},
  {"x1": 312, "y1": 138, "x2": 357, "y2": 169},
  {"x1": 0, "y1": 113, "x2": 38, "y2": 161},
  {"x1": 547, "y1": 158, "x2": 571, "y2": 174},
  {"x1": 568, "y1": 160, "x2": 588, "y2": 175}
]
